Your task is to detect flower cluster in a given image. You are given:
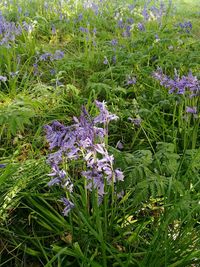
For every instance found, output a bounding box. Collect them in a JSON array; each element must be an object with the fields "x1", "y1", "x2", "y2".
[
  {"x1": 0, "y1": 12, "x2": 33, "y2": 47},
  {"x1": 0, "y1": 12, "x2": 22, "y2": 46},
  {"x1": 152, "y1": 68, "x2": 200, "y2": 98},
  {"x1": 83, "y1": 1, "x2": 99, "y2": 15},
  {"x1": 117, "y1": 18, "x2": 133, "y2": 38},
  {"x1": 175, "y1": 21, "x2": 192, "y2": 33},
  {"x1": 38, "y1": 50, "x2": 64, "y2": 62},
  {"x1": 45, "y1": 101, "x2": 124, "y2": 215},
  {"x1": 79, "y1": 26, "x2": 97, "y2": 45},
  {"x1": 142, "y1": 2, "x2": 166, "y2": 23},
  {"x1": 137, "y1": 22, "x2": 145, "y2": 32},
  {"x1": 32, "y1": 50, "x2": 65, "y2": 77}
]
